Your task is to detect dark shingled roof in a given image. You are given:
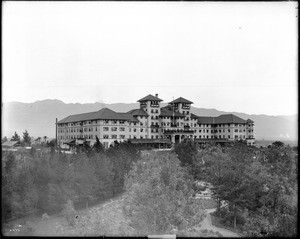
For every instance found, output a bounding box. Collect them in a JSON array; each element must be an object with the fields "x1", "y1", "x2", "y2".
[
  {"x1": 2, "y1": 141, "x2": 20, "y2": 147},
  {"x1": 191, "y1": 113, "x2": 199, "y2": 120},
  {"x1": 195, "y1": 114, "x2": 248, "y2": 124},
  {"x1": 169, "y1": 97, "x2": 193, "y2": 104},
  {"x1": 159, "y1": 107, "x2": 185, "y2": 118},
  {"x1": 137, "y1": 94, "x2": 163, "y2": 102},
  {"x1": 192, "y1": 114, "x2": 248, "y2": 124},
  {"x1": 58, "y1": 108, "x2": 139, "y2": 123},
  {"x1": 214, "y1": 114, "x2": 246, "y2": 124},
  {"x1": 118, "y1": 113, "x2": 140, "y2": 123},
  {"x1": 197, "y1": 116, "x2": 215, "y2": 124},
  {"x1": 127, "y1": 108, "x2": 148, "y2": 116}
]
